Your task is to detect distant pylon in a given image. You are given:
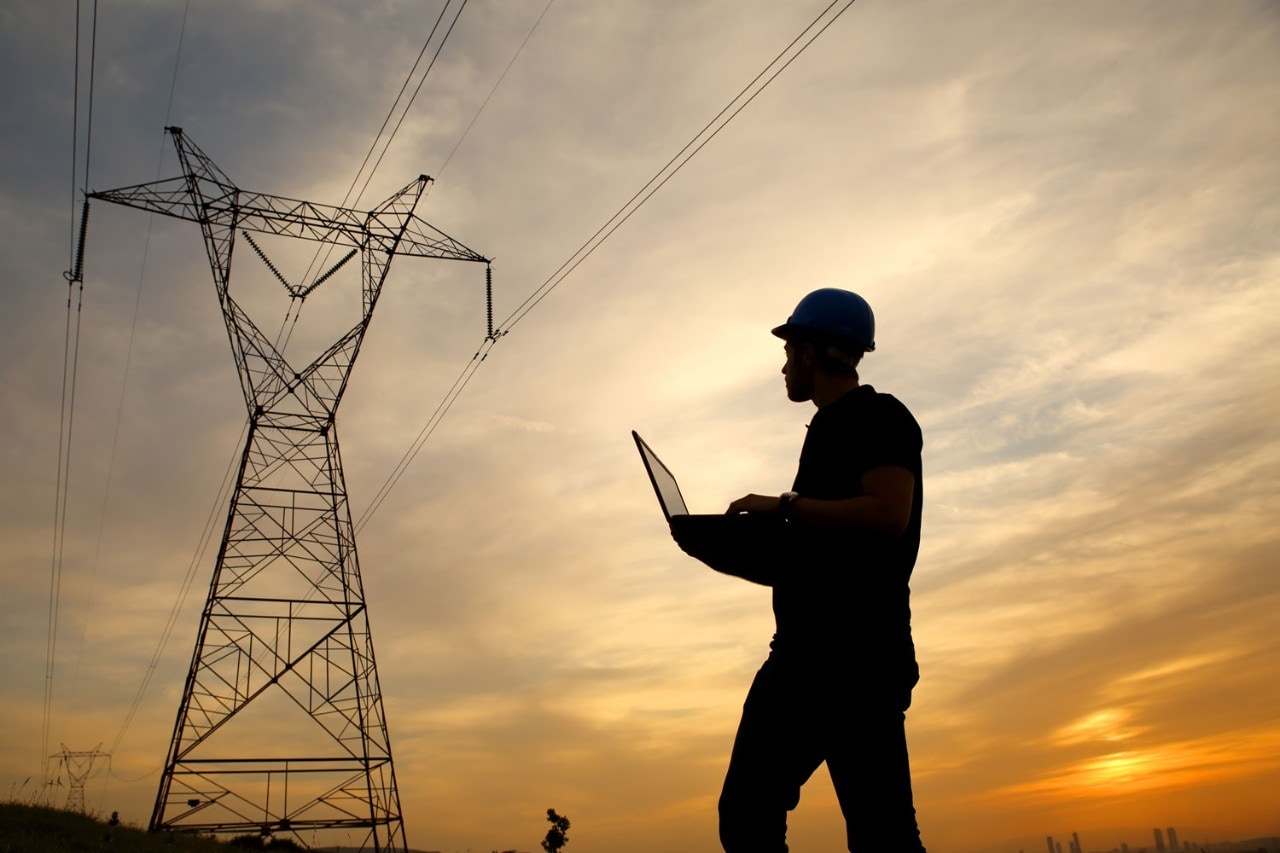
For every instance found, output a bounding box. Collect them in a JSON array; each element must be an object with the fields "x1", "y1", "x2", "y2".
[
  {"x1": 50, "y1": 743, "x2": 109, "y2": 813},
  {"x1": 89, "y1": 128, "x2": 488, "y2": 851}
]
